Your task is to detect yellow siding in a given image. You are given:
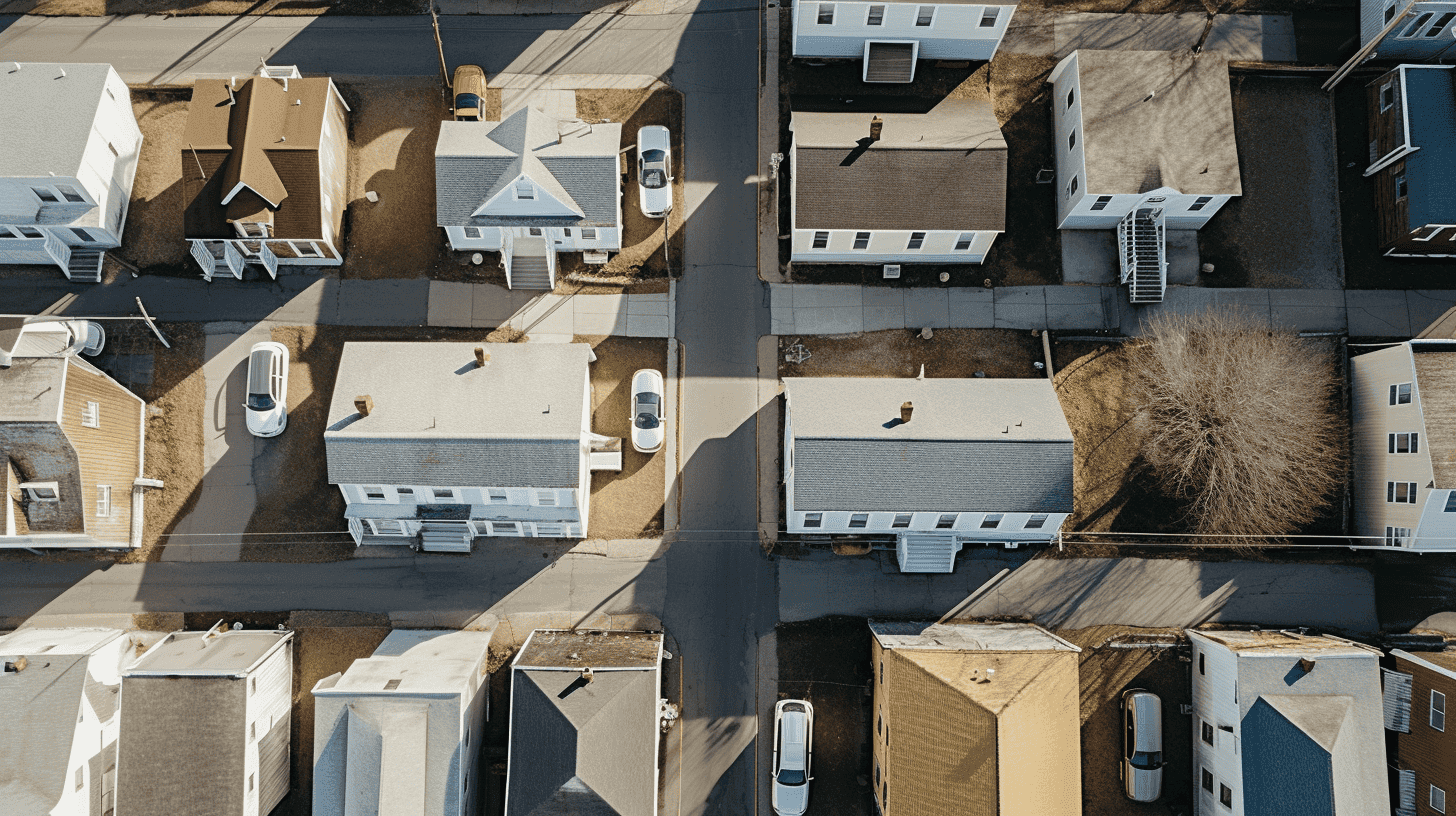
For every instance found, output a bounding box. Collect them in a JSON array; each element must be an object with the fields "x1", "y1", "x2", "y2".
[
  {"x1": 995, "y1": 652, "x2": 1081, "y2": 816},
  {"x1": 58, "y1": 360, "x2": 143, "y2": 543},
  {"x1": 1352, "y1": 345, "x2": 1432, "y2": 539}
]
